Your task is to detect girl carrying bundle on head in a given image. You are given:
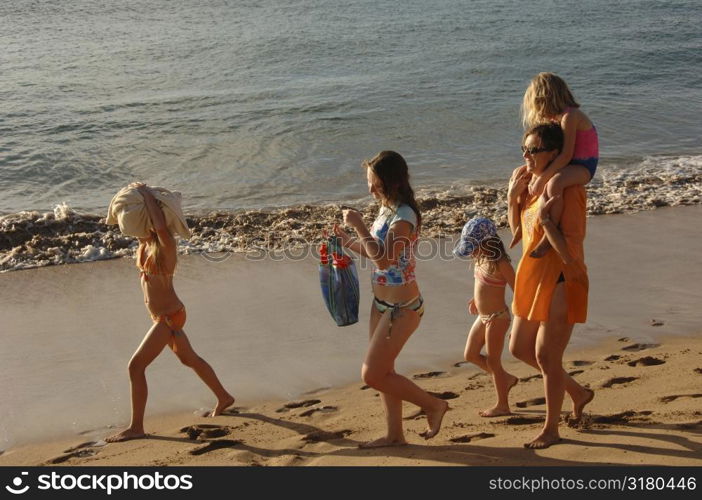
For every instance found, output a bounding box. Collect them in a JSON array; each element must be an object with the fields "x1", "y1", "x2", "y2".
[{"x1": 106, "y1": 182, "x2": 234, "y2": 442}]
